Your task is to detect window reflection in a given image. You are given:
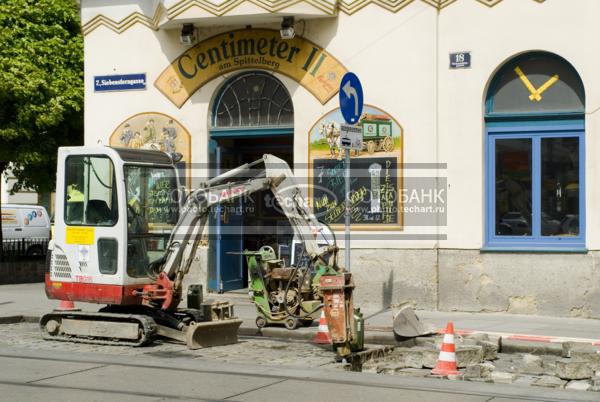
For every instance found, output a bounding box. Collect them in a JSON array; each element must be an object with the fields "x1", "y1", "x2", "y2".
[
  {"x1": 495, "y1": 139, "x2": 532, "y2": 236},
  {"x1": 541, "y1": 138, "x2": 579, "y2": 236}
]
